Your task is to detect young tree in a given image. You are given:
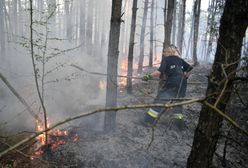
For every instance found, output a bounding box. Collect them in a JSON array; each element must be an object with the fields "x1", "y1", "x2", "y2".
[
  {"x1": 187, "y1": 0, "x2": 248, "y2": 167},
  {"x1": 127, "y1": 0, "x2": 138, "y2": 93},
  {"x1": 104, "y1": 0, "x2": 123, "y2": 132},
  {"x1": 137, "y1": 0, "x2": 149, "y2": 74},
  {"x1": 192, "y1": 0, "x2": 201, "y2": 65}
]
